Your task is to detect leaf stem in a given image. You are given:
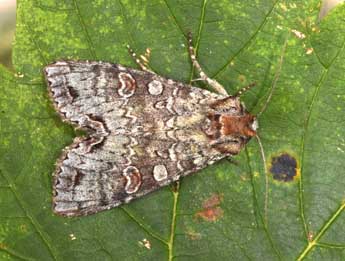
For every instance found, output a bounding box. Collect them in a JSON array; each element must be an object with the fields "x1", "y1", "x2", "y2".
[
  {"x1": 297, "y1": 202, "x2": 345, "y2": 260},
  {"x1": 168, "y1": 182, "x2": 180, "y2": 261}
]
